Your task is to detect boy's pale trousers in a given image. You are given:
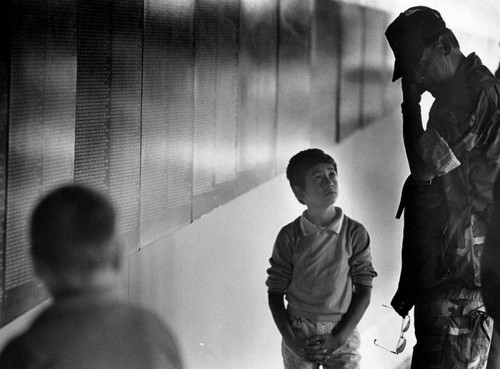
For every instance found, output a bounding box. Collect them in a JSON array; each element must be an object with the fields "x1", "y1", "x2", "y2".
[{"x1": 282, "y1": 316, "x2": 360, "y2": 369}]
